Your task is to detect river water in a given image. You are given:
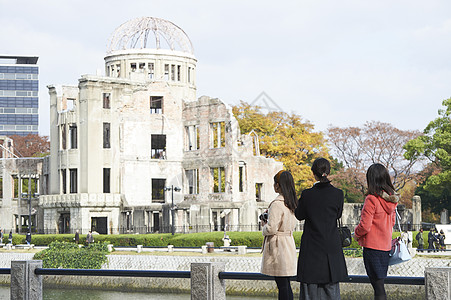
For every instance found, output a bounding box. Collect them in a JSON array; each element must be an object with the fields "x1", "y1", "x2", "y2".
[{"x1": 0, "y1": 285, "x2": 269, "y2": 299}]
